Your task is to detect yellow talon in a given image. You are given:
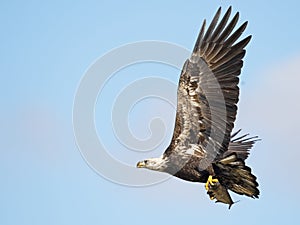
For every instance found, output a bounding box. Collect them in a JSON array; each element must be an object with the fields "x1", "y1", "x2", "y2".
[{"x1": 205, "y1": 175, "x2": 219, "y2": 190}]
